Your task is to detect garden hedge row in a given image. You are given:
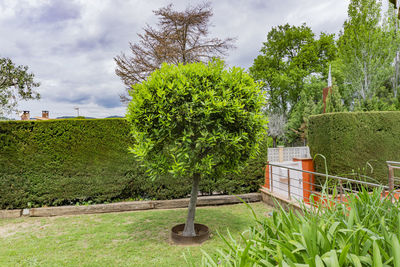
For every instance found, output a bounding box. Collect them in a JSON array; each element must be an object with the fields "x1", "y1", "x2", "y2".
[
  {"x1": 308, "y1": 111, "x2": 400, "y2": 184},
  {"x1": 0, "y1": 119, "x2": 267, "y2": 209}
]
